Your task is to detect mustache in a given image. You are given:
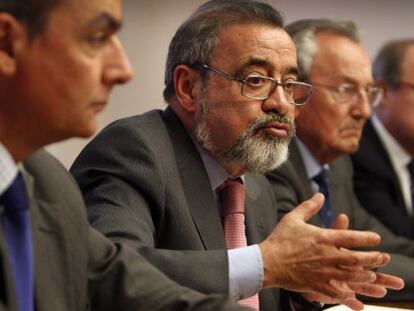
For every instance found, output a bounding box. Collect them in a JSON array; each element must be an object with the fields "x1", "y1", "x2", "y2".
[{"x1": 249, "y1": 112, "x2": 295, "y2": 135}]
